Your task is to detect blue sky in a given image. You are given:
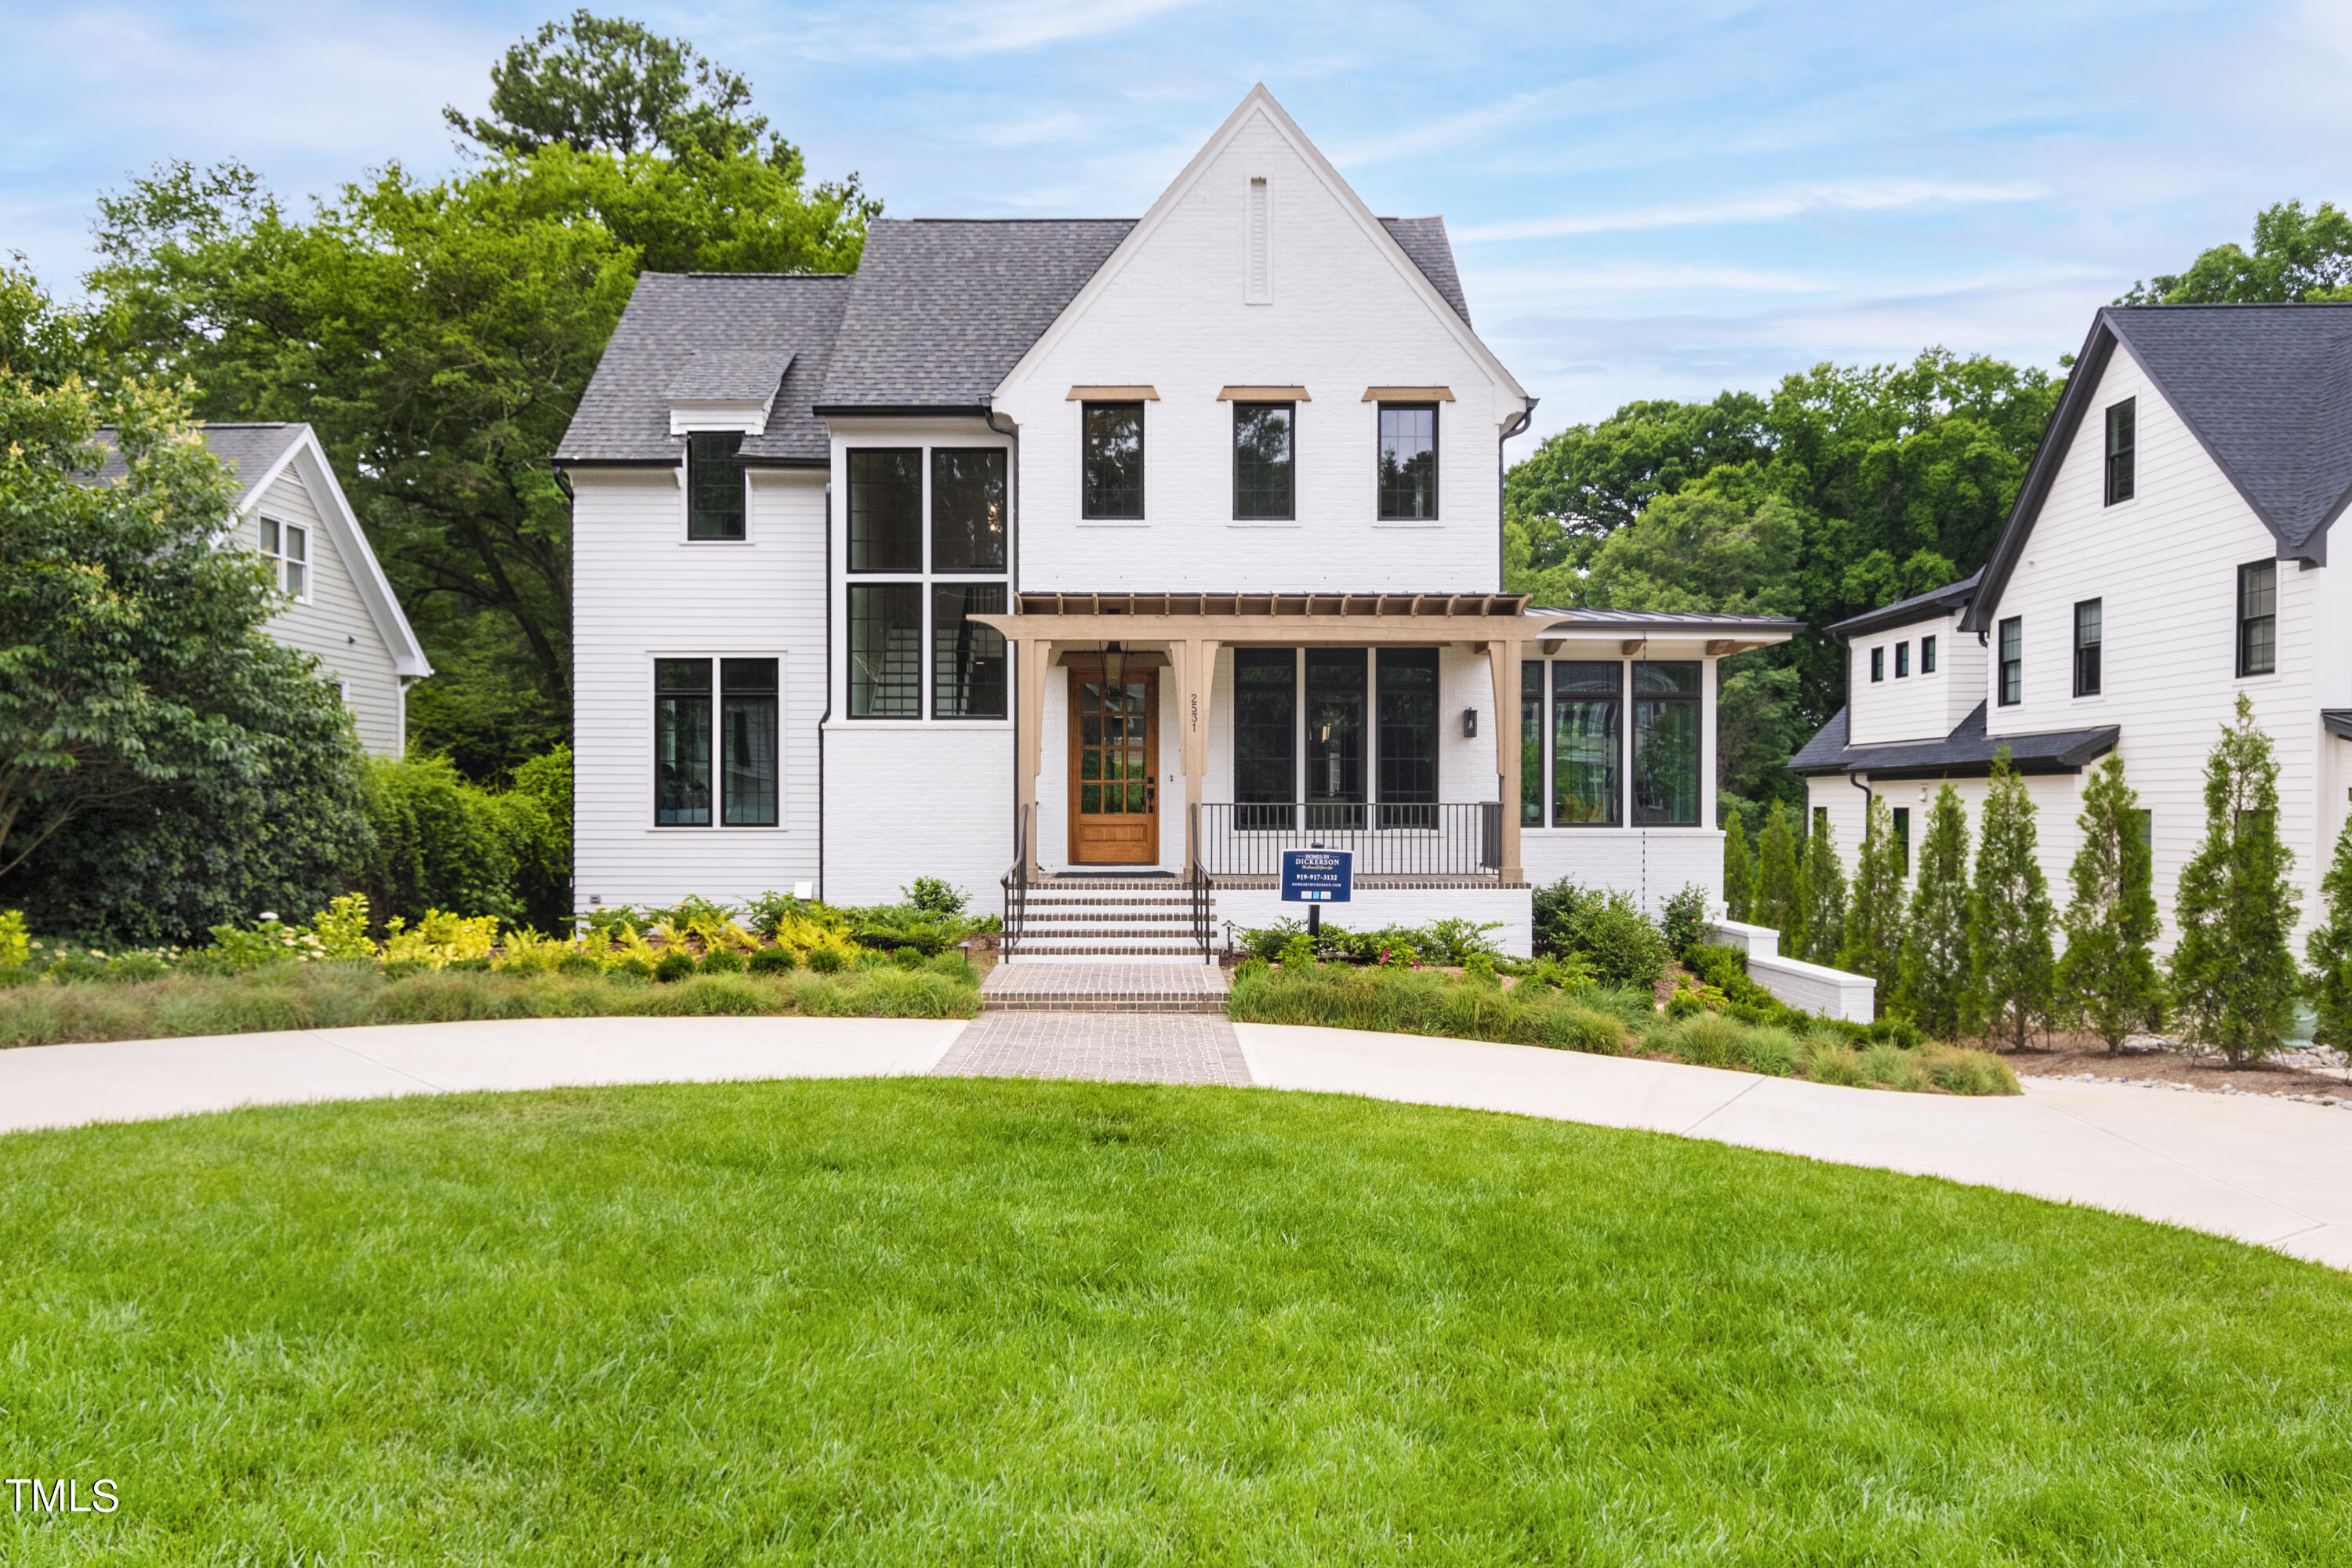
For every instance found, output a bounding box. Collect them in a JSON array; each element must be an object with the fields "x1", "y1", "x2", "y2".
[{"x1": 5, "y1": 1, "x2": 2347, "y2": 441}]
